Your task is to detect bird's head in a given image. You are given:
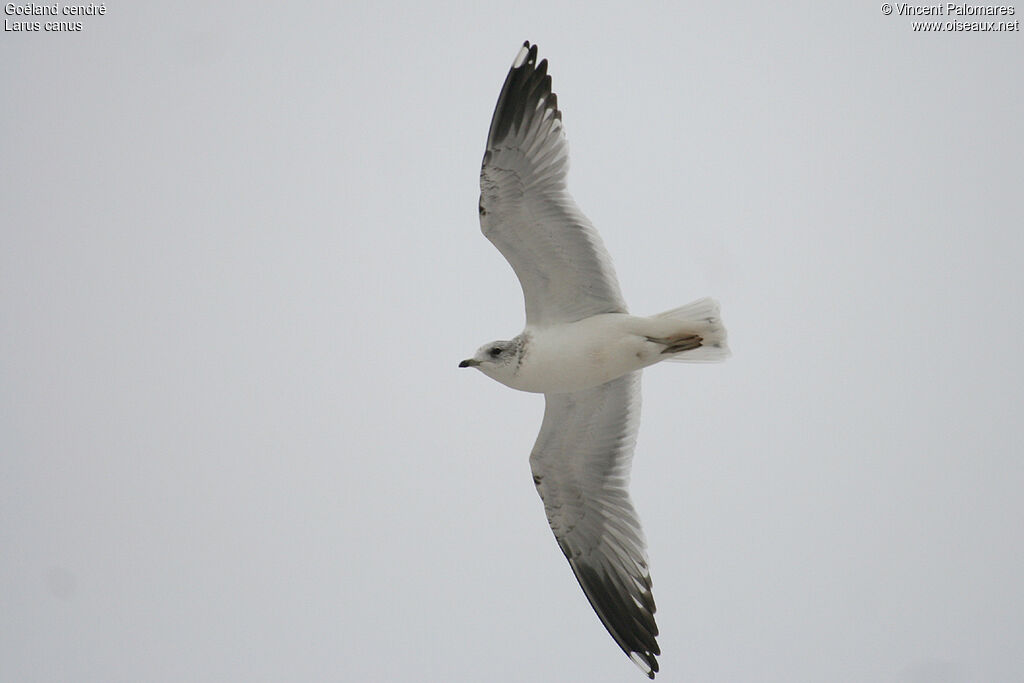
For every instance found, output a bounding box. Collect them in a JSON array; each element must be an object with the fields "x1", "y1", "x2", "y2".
[{"x1": 459, "y1": 339, "x2": 521, "y2": 383}]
